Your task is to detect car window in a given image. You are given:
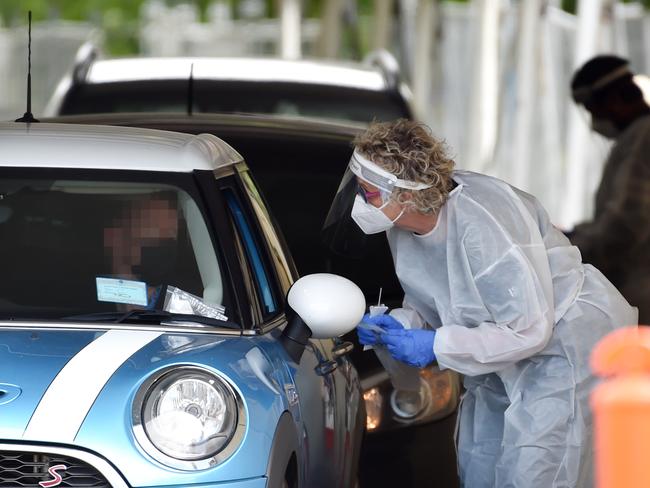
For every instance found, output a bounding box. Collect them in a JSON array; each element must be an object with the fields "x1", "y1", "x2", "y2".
[
  {"x1": 237, "y1": 170, "x2": 294, "y2": 295},
  {"x1": 235, "y1": 136, "x2": 404, "y2": 308},
  {"x1": 59, "y1": 81, "x2": 410, "y2": 123},
  {"x1": 0, "y1": 175, "x2": 230, "y2": 321},
  {"x1": 223, "y1": 188, "x2": 278, "y2": 318}
]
